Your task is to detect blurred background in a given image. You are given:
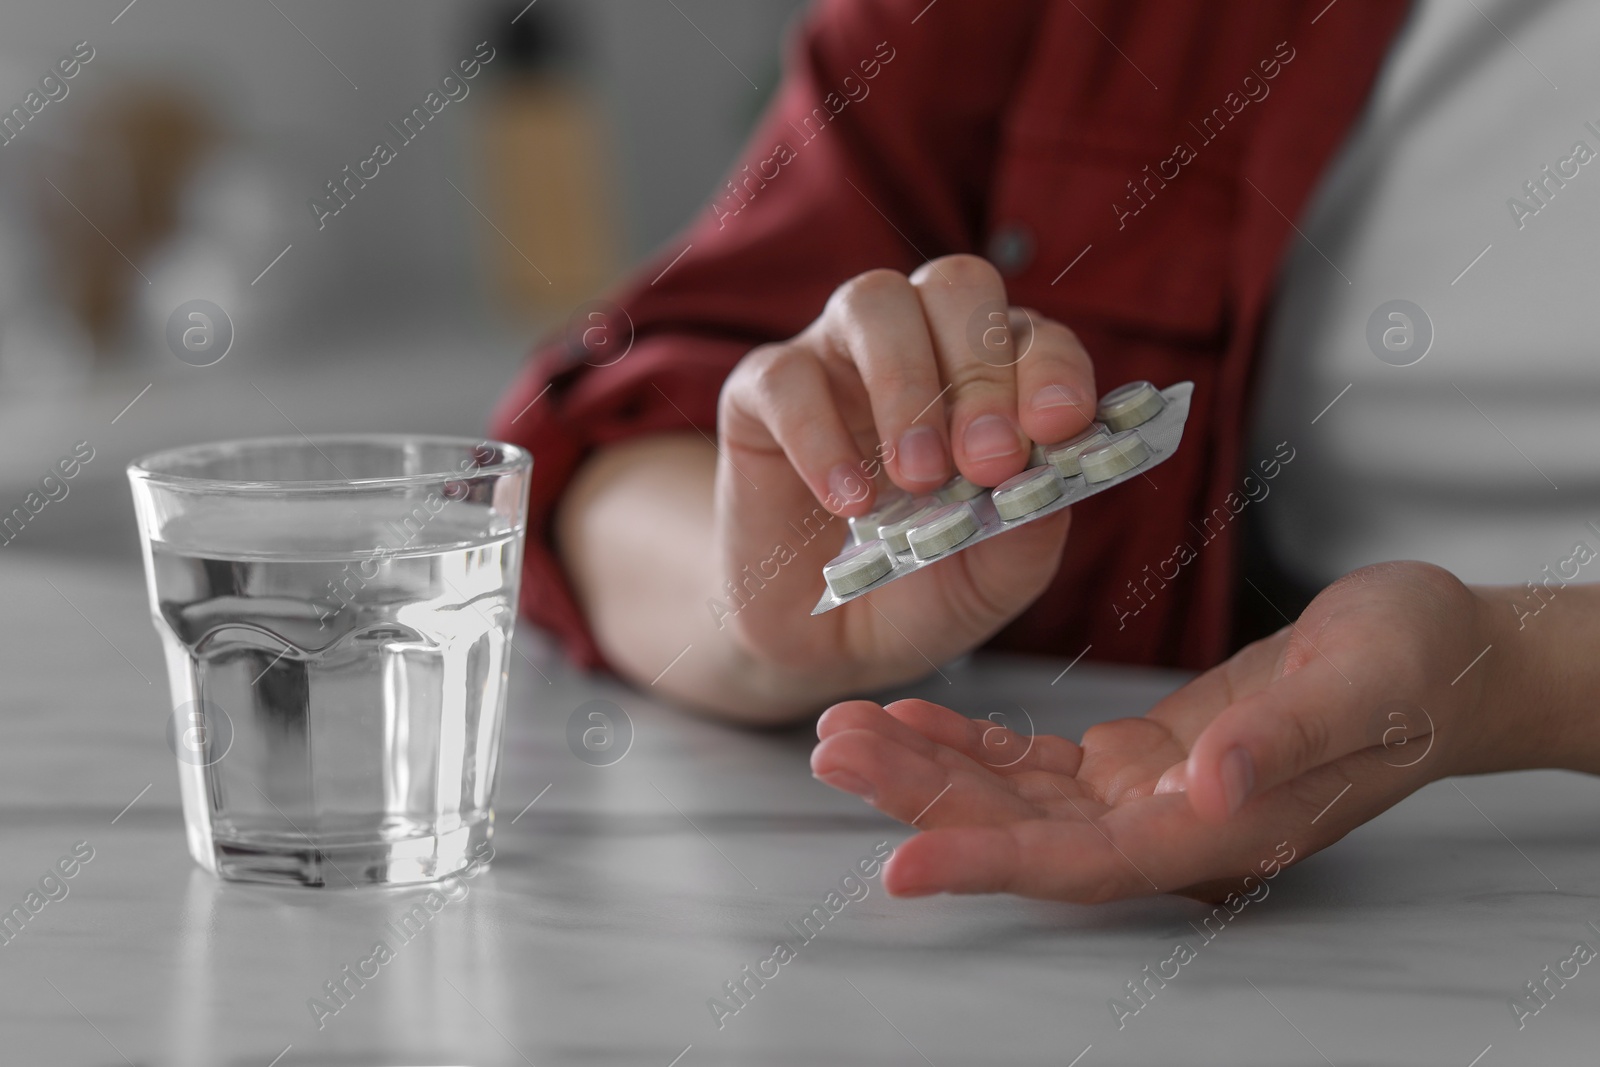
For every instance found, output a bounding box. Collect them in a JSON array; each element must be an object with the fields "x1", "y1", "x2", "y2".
[{"x1": 0, "y1": 0, "x2": 805, "y2": 561}]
